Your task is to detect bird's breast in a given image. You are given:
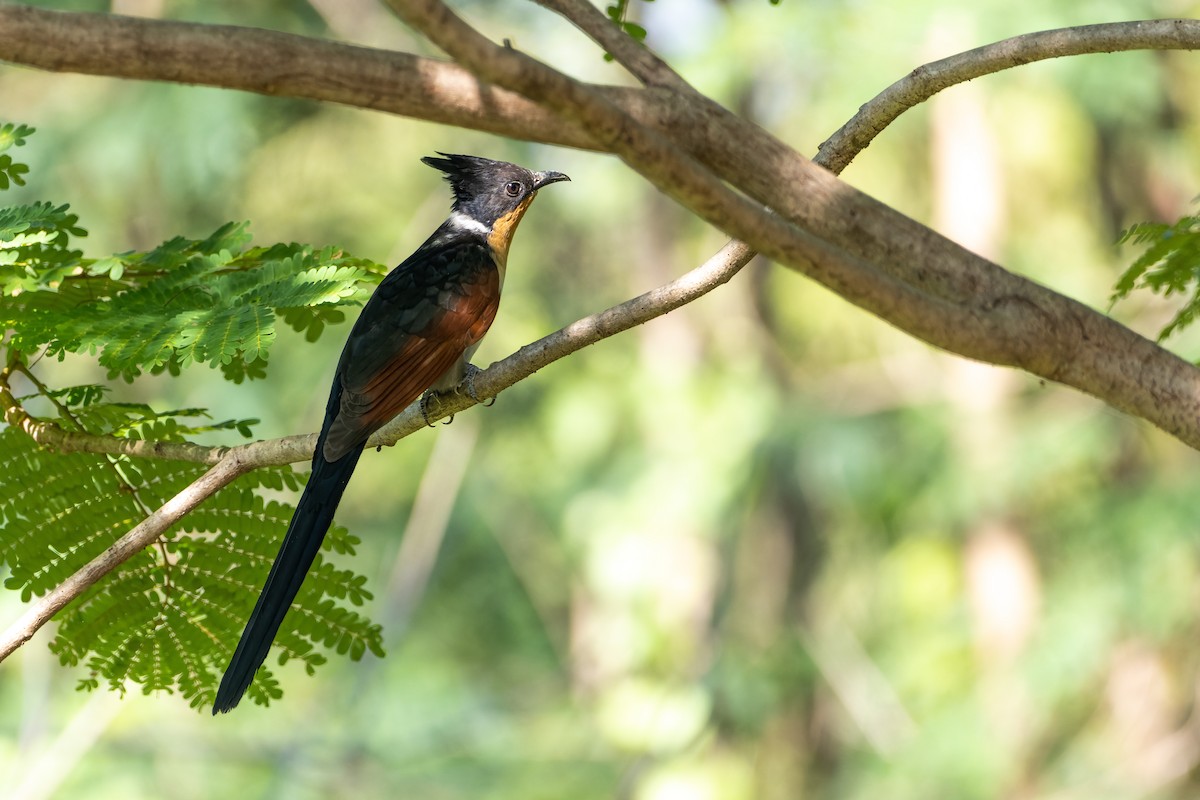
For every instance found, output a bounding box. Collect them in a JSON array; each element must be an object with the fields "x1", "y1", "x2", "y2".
[{"x1": 486, "y1": 193, "x2": 536, "y2": 271}]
